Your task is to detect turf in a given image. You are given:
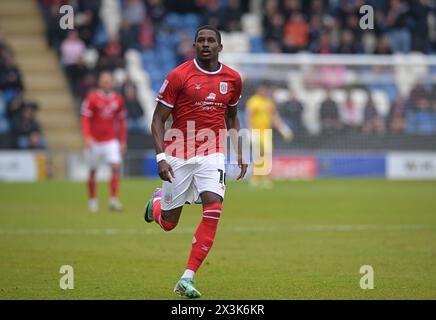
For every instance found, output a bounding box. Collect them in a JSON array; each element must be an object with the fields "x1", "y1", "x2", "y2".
[{"x1": 0, "y1": 179, "x2": 435, "y2": 299}]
